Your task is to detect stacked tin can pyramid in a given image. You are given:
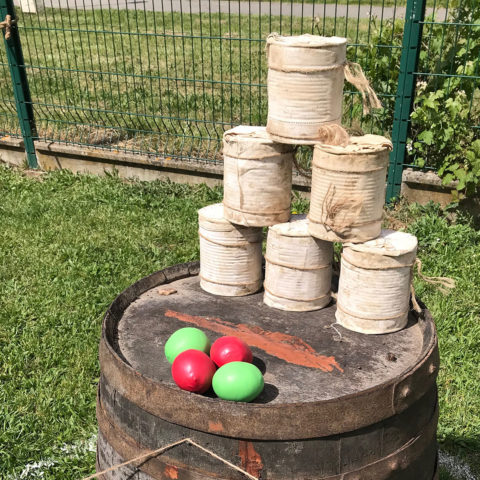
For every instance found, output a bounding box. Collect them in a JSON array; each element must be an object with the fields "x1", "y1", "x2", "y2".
[{"x1": 199, "y1": 33, "x2": 418, "y2": 335}]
